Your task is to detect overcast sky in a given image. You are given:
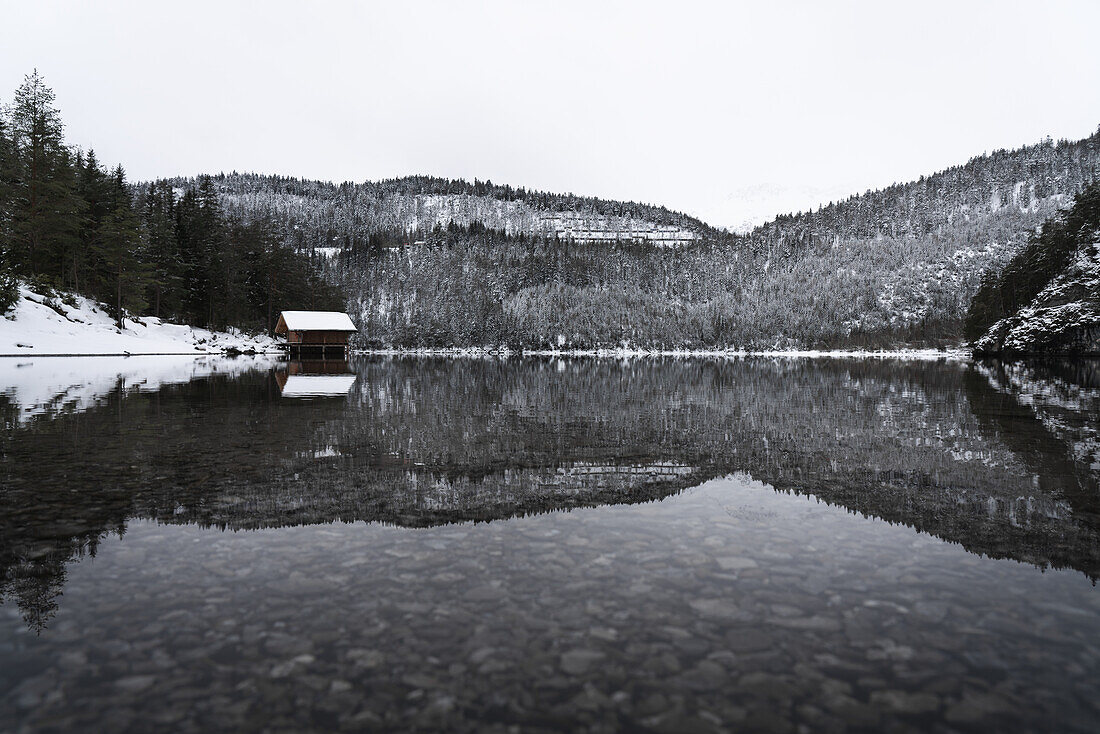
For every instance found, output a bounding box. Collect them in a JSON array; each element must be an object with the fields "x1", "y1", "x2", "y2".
[{"x1": 3, "y1": 0, "x2": 1099, "y2": 230}]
